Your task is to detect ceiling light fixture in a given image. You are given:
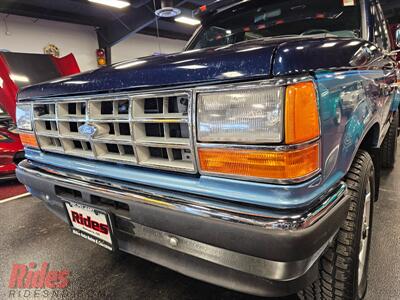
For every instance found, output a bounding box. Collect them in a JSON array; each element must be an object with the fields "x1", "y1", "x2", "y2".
[
  {"x1": 88, "y1": 0, "x2": 131, "y2": 9},
  {"x1": 155, "y1": 0, "x2": 181, "y2": 18},
  {"x1": 175, "y1": 16, "x2": 200, "y2": 26}
]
